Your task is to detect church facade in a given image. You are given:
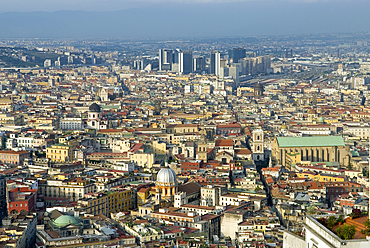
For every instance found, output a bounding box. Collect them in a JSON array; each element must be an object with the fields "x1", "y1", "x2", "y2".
[{"x1": 272, "y1": 136, "x2": 351, "y2": 167}]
